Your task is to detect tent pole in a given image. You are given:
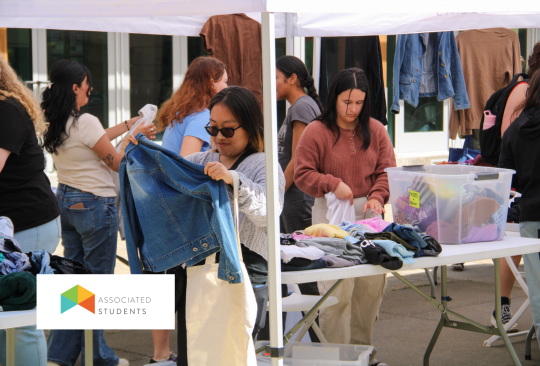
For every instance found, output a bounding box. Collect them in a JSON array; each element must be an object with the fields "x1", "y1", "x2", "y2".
[
  {"x1": 262, "y1": 11, "x2": 284, "y2": 366},
  {"x1": 286, "y1": 13, "x2": 294, "y2": 55},
  {"x1": 313, "y1": 36, "x2": 321, "y2": 91}
]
